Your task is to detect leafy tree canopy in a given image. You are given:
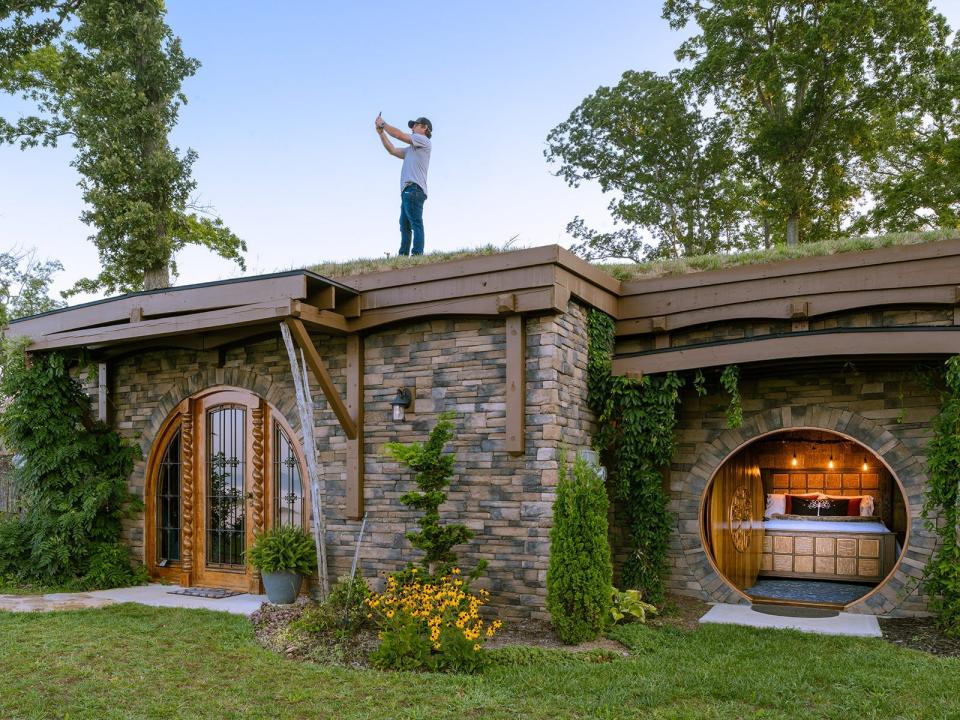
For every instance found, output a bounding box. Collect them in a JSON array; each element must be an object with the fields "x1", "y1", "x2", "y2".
[
  {"x1": 0, "y1": 247, "x2": 63, "y2": 326},
  {"x1": 546, "y1": 70, "x2": 760, "y2": 261},
  {"x1": 0, "y1": 0, "x2": 246, "y2": 294},
  {"x1": 664, "y1": 0, "x2": 952, "y2": 246}
]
